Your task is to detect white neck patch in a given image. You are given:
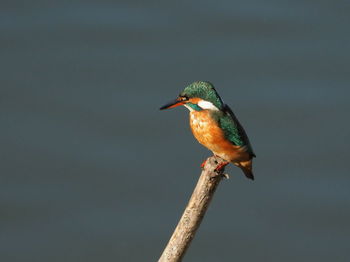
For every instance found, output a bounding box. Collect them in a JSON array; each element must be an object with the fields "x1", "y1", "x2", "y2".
[{"x1": 197, "y1": 100, "x2": 219, "y2": 111}]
